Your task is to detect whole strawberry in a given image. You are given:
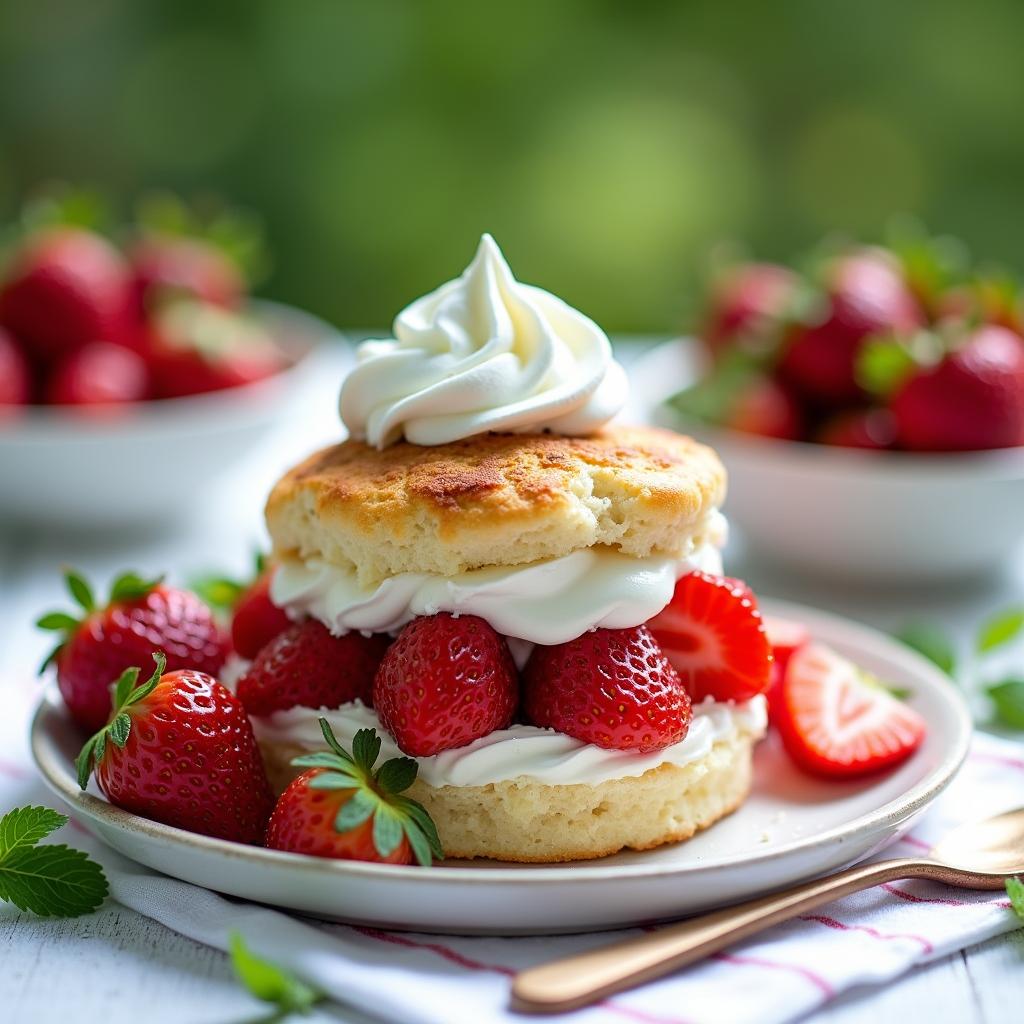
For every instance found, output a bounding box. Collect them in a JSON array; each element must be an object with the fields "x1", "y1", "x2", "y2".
[
  {"x1": 703, "y1": 262, "x2": 800, "y2": 356},
  {"x1": 37, "y1": 570, "x2": 227, "y2": 732},
  {"x1": 131, "y1": 236, "x2": 244, "y2": 317},
  {"x1": 238, "y1": 619, "x2": 390, "y2": 716},
  {"x1": 146, "y1": 300, "x2": 284, "y2": 398},
  {"x1": 891, "y1": 325, "x2": 1024, "y2": 451},
  {"x1": 192, "y1": 554, "x2": 293, "y2": 660},
  {"x1": 780, "y1": 249, "x2": 923, "y2": 405},
  {"x1": 373, "y1": 613, "x2": 518, "y2": 757},
  {"x1": 265, "y1": 720, "x2": 444, "y2": 865},
  {"x1": 724, "y1": 372, "x2": 804, "y2": 440},
  {"x1": 45, "y1": 340, "x2": 149, "y2": 409},
  {"x1": 0, "y1": 227, "x2": 132, "y2": 359},
  {"x1": 817, "y1": 408, "x2": 897, "y2": 450},
  {"x1": 0, "y1": 327, "x2": 32, "y2": 411},
  {"x1": 77, "y1": 653, "x2": 274, "y2": 843},
  {"x1": 522, "y1": 625, "x2": 691, "y2": 752}
]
